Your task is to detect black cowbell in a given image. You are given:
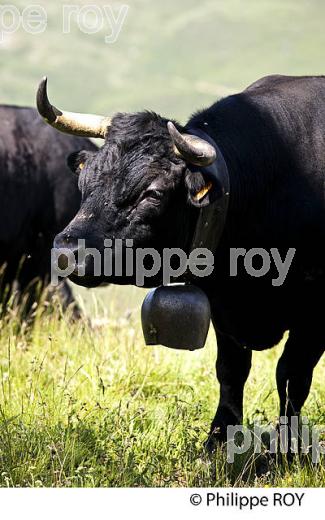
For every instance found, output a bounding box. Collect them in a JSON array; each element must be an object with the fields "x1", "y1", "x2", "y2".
[{"x1": 141, "y1": 284, "x2": 211, "y2": 351}]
